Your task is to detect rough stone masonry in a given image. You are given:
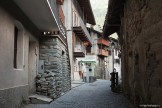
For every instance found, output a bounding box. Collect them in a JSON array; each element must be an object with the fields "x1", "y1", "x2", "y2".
[
  {"x1": 120, "y1": 0, "x2": 162, "y2": 106},
  {"x1": 39, "y1": 37, "x2": 71, "y2": 99}
]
